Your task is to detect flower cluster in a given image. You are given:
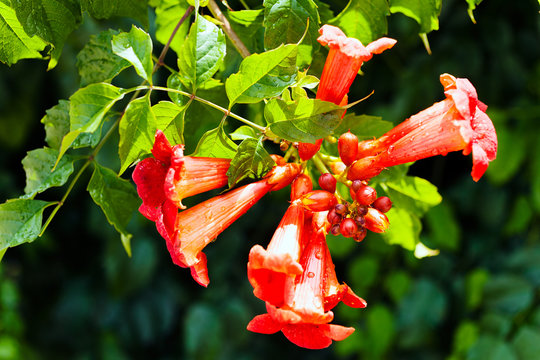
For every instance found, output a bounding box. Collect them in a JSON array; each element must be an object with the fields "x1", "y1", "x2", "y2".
[{"x1": 132, "y1": 24, "x2": 497, "y2": 349}]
